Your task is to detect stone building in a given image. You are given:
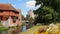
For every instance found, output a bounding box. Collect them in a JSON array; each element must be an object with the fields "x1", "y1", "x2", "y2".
[
  {"x1": 26, "y1": 9, "x2": 35, "y2": 19},
  {"x1": 0, "y1": 4, "x2": 22, "y2": 27}
]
